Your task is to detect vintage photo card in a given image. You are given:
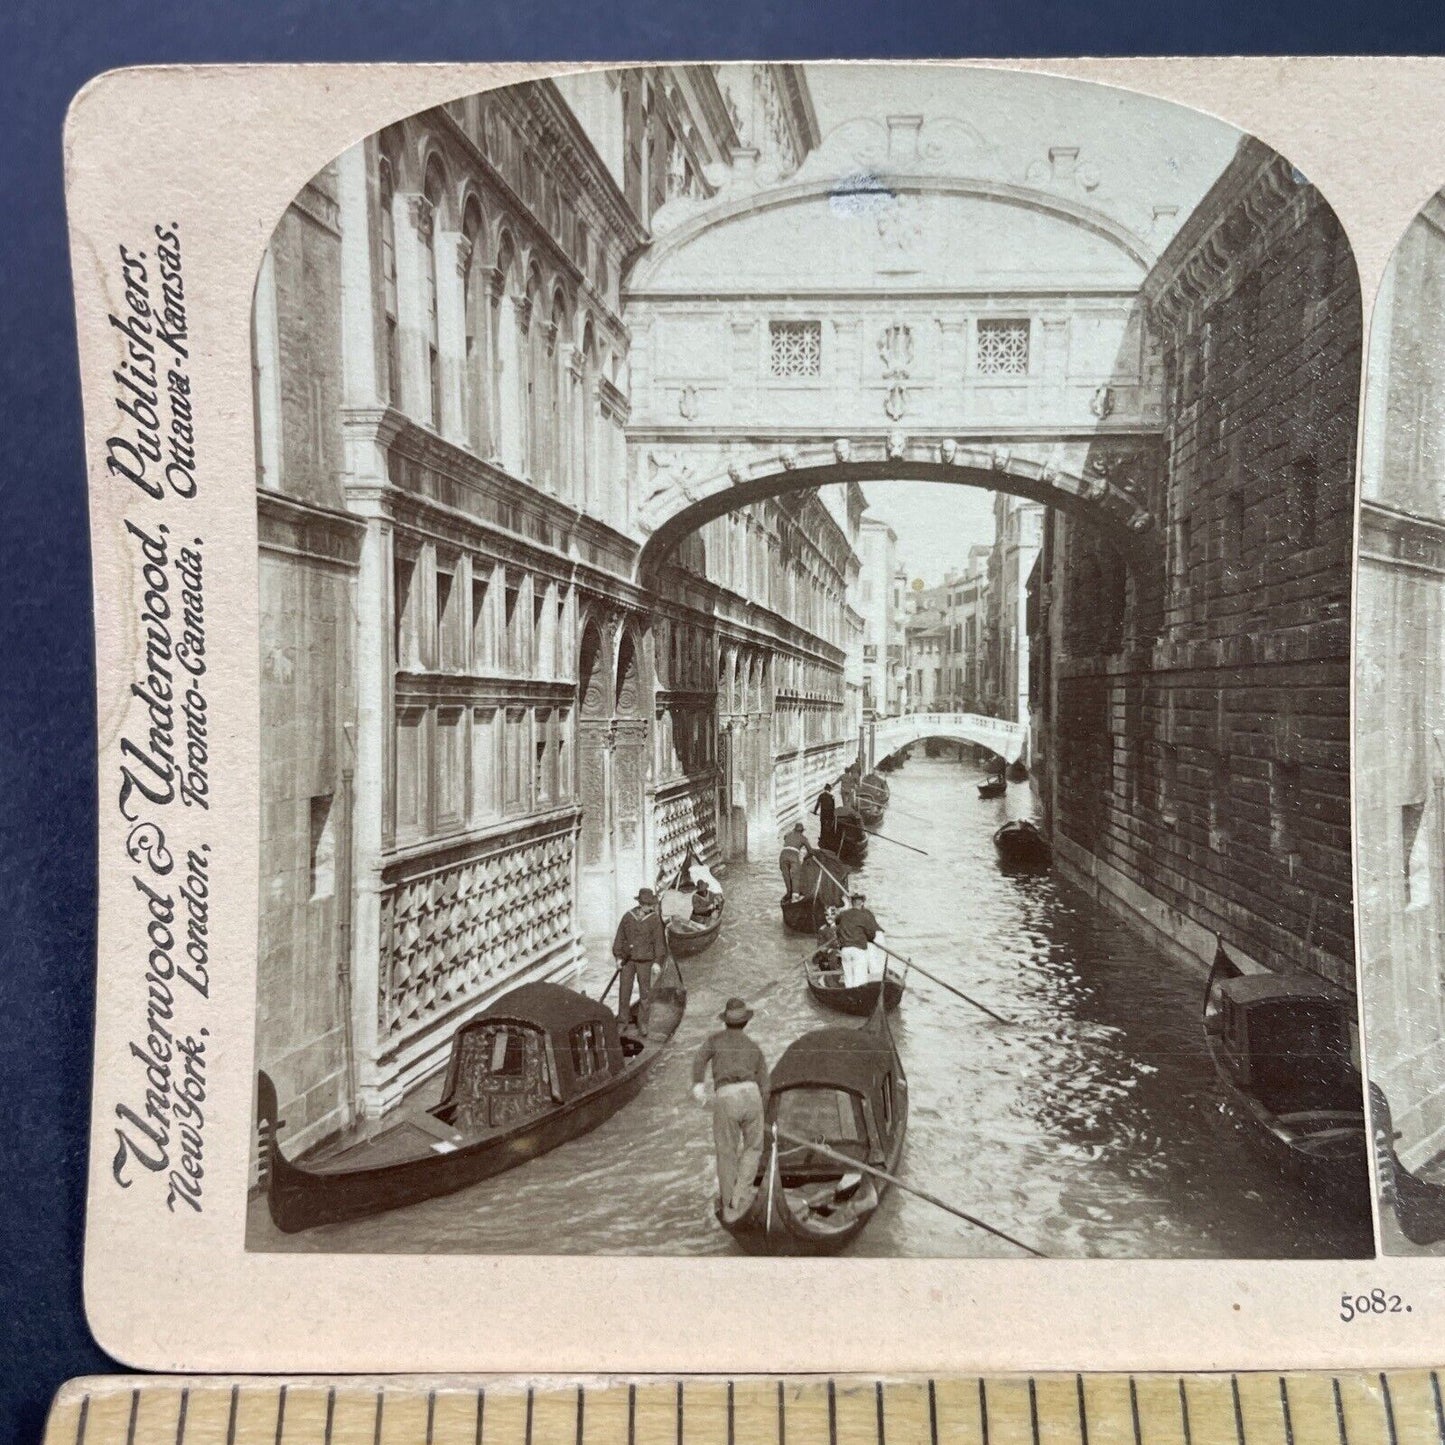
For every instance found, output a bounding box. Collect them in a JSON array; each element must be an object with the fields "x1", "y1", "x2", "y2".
[{"x1": 65, "y1": 57, "x2": 1445, "y2": 1371}]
